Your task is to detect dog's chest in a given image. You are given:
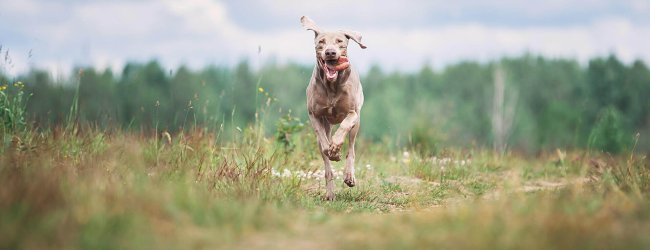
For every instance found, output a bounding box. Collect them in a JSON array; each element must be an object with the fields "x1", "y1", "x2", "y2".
[{"x1": 313, "y1": 92, "x2": 350, "y2": 124}]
